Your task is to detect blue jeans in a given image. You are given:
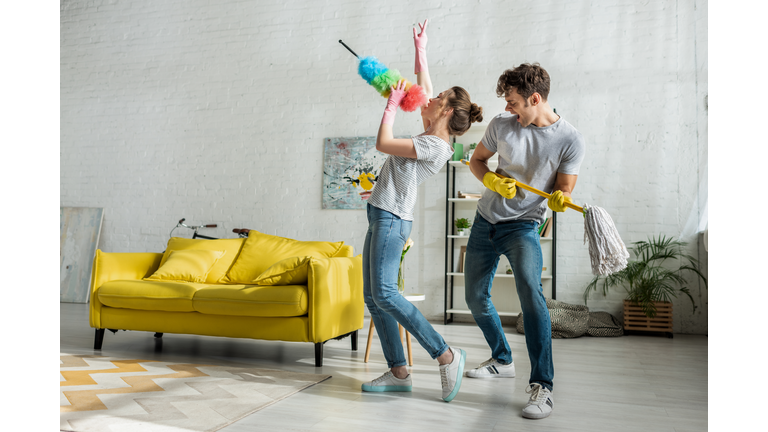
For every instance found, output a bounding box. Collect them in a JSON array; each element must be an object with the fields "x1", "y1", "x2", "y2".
[
  {"x1": 363, "y1": 204, "x2": 450, "y2": 368},
  {"x1": 464, "y1": 211, "x2": 554, "y2": 391}
]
